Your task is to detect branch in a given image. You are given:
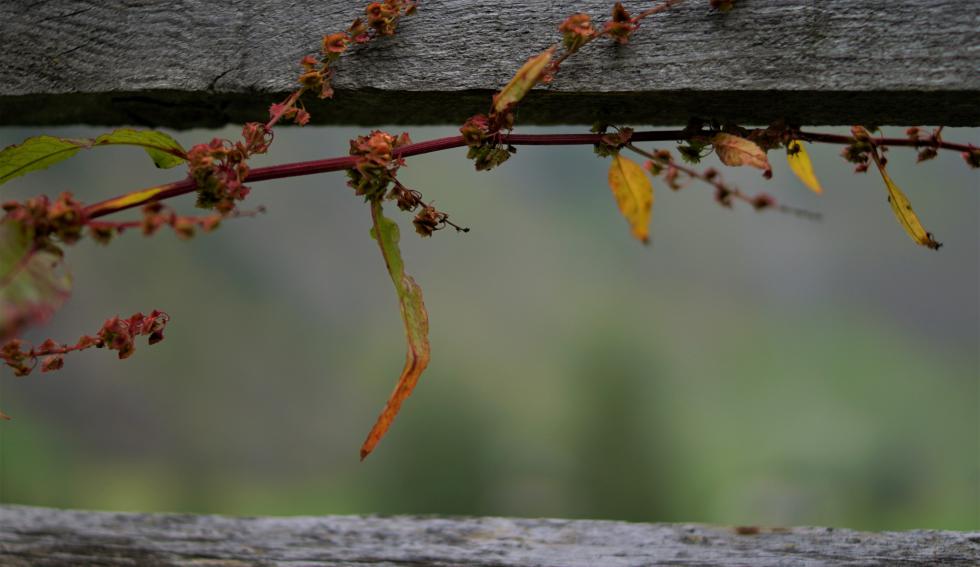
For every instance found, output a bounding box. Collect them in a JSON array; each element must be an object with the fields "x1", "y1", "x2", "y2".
[{"x1": 83, "y1": 129, "x2": 975, "y2": 221}]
